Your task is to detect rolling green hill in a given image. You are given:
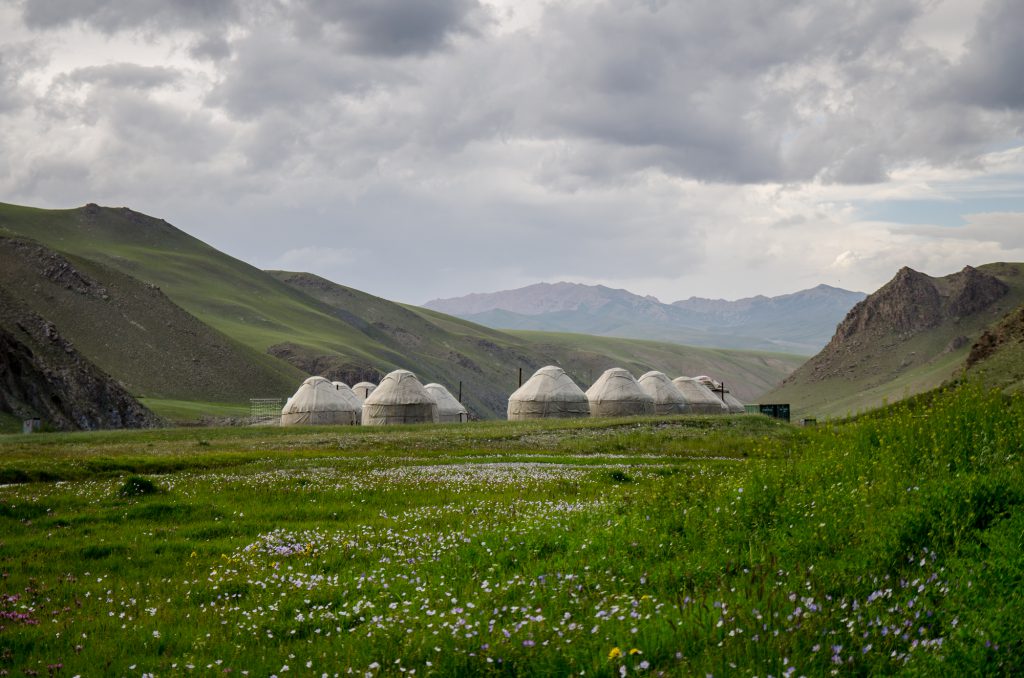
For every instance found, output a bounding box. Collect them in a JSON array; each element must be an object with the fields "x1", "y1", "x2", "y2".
[
  {"x1": 765, "y1": 263, "x2": 1024, "y2": 419},
  {"x1": 0, "y1": 202, "x2": 805, "y2": 420}
]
